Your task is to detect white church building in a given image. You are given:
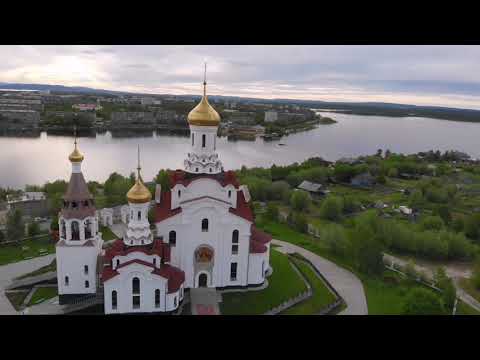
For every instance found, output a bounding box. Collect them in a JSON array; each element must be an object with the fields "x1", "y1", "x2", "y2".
[{"x1": 56, "y1": 75, "x2": 272, "y2": 314}]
